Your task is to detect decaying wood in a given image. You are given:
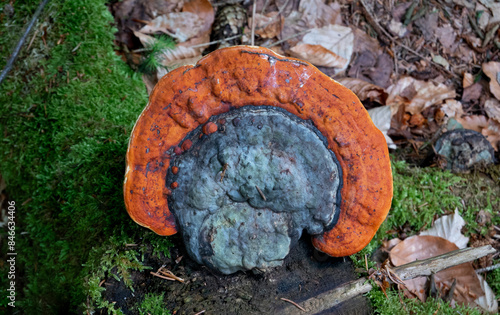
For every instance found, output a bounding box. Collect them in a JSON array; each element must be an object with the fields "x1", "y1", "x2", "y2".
[
  {"x1": 280, "y1": 245, "x2": 496, "y2": 314},
  {"x1": 393, "y1": 245, "x2": 496, "y2": 280}
]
